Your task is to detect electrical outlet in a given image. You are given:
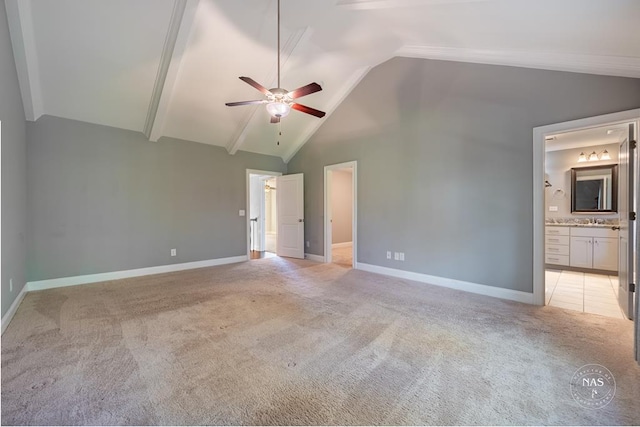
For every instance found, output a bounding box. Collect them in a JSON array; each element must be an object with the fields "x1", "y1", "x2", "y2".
[
  {"x1": 239, "y1": 210, "x2": 245, "y2": 216},
  {"x1": 394, "y1": 252, "x2": 400, "y2": 260},
  {"x1": 171, "y1": 249, "x2": 177, "y2": 257},
  {"x1": 549, "y1": 206, "x2": 558, "y2": 212},
  {"x1": 399, "y1": 252, "x2": 405, "y2": 261},
  {"x1": 386, "y1": 251, "x2": 391, "y2": 259},
  {"x1": 9, "y1": 278, "x2": 13, "y2": 292}
]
